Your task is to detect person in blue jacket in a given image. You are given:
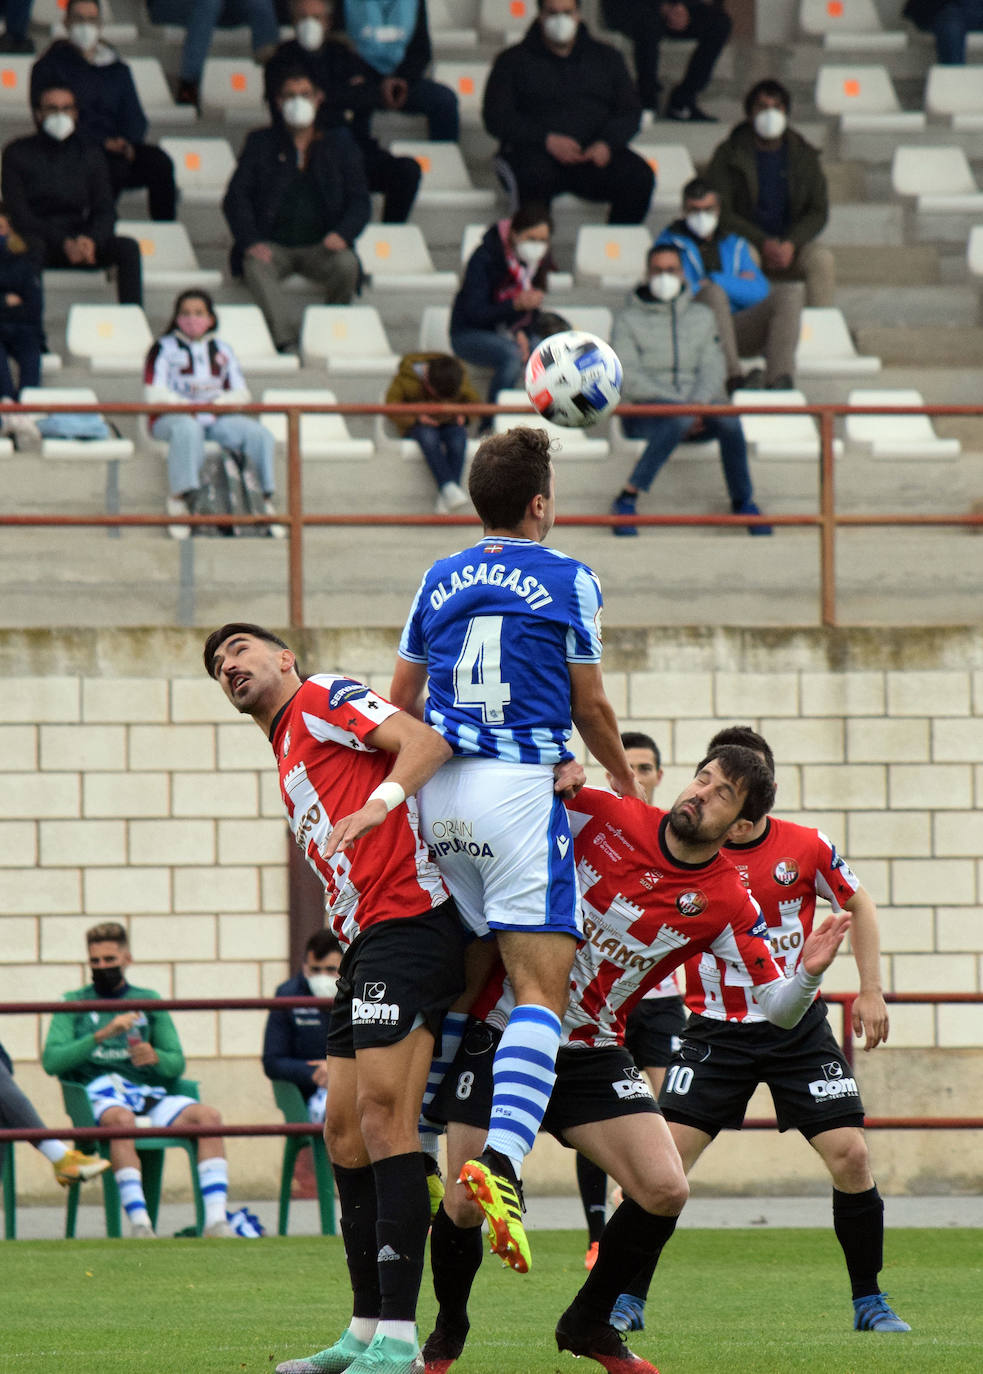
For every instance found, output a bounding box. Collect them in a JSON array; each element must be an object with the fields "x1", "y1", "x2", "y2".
[
  {"x1": 655, "y1": 176, "x2": 801, "y2": 394},
  {"x1": 31, "y1": 0, "x2": 176, "y2": 221},
  {"x1": 262, "y1": 930, "x2": 342, "y2": 1120}
]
